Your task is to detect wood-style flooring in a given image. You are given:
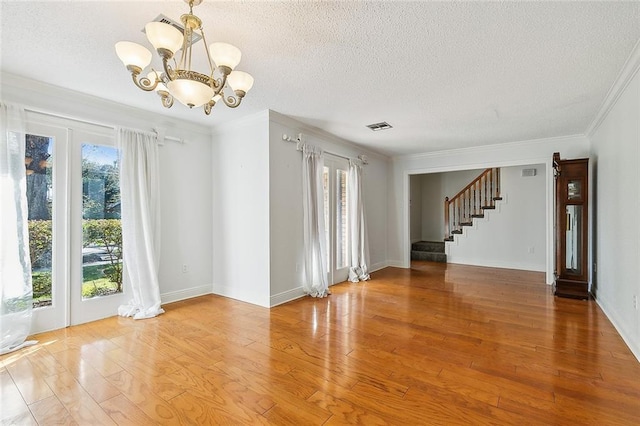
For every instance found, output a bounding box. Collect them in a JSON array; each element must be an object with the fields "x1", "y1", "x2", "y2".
[{"x1": 2, "y1": 262, "x2": 640, "y2": 425}]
